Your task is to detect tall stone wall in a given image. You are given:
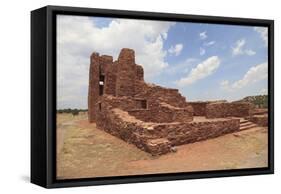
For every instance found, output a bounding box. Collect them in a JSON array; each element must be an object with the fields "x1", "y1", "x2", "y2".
[
  {"x1": 116, "y1": 48, "x2": 136, "y2": 97},
  {"x1": 88, "y1": 53, "x2": 100, "y2": 122},
  {"x1": 135, "y1": 65, "x2": 144, "y2": 81},
  {"x1": 104, "y1": 61, "x2": 117, "y2": 96},
  {"x1": 99, "y1": 55, "x2": 113, "y2": 75}
]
